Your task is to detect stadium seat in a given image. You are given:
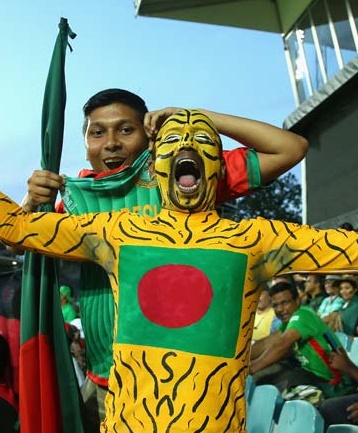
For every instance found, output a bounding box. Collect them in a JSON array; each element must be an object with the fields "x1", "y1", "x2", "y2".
[
  {"x1": 348, "y1": 337, "x2": 358, "y2": 366},
  {"x1": 275, "y1": 400, "x2": 324, "y2": 433},
  {"x1": 326, "y1": 425, "x2": 358, "y2": 433},
  {"x1": 245, "y1": 374, "x2": 256, "y2": 406},
  {"x1": 335, "y1": 332, "x2": 352, "y2": 351},
  {"x1": 246, "y1": 384, "x2": 283, "y2": 433}
]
